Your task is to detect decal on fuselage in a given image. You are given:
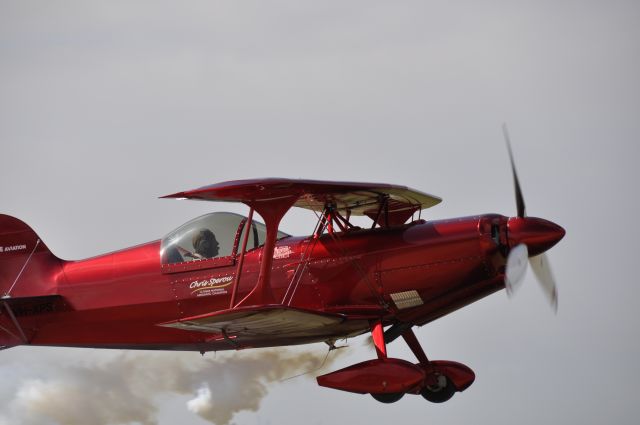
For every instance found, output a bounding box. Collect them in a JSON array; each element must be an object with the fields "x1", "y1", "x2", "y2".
[
  {"x1": 273, "y1": 245, "x2": 292, "y2": 259},
  {"x1": 0, "y1": 244, "x2": 27, "y2": 254},
  {"x1": 189, "y1": 275, "x2": 234, "y2": 297}
]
